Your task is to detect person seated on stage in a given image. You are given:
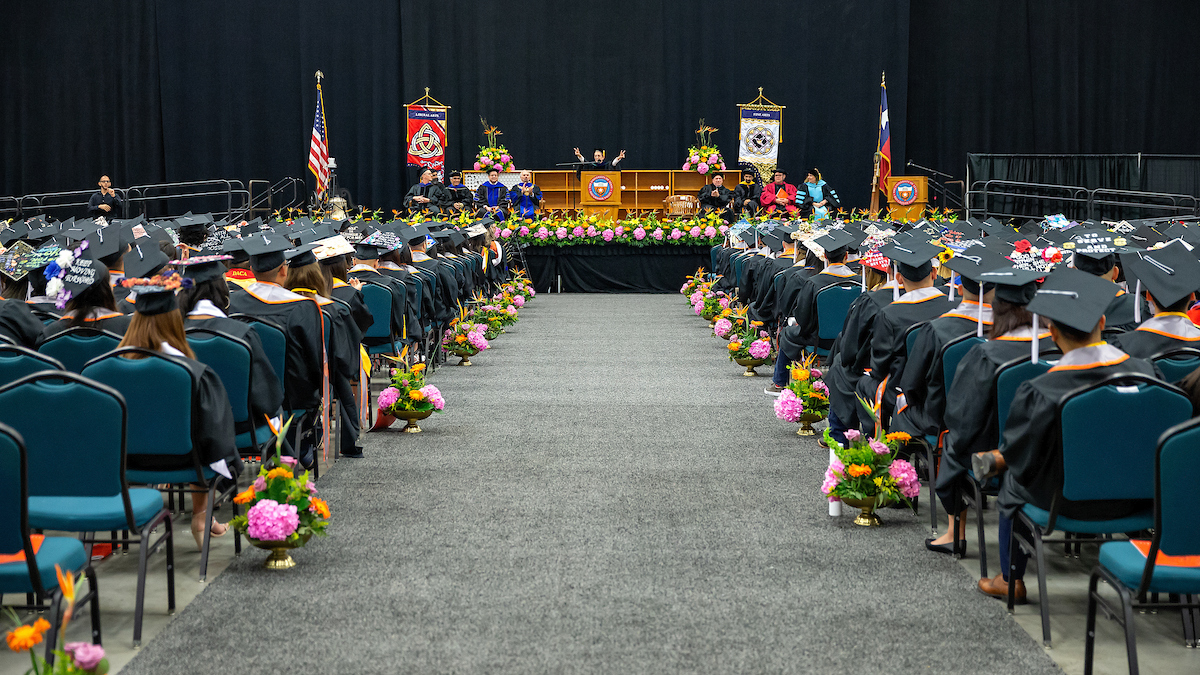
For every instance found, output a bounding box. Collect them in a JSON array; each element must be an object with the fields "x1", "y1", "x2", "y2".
[
  {"x1": 176, "y1": 254, "x2": 284, "y2": 437},
  {"x1": 44, "y1": 255, "x2": 133, "y2": 339},
  {"x1": 734, "y1": 171, "x2": 762, "y2": 217},
  {"x1": 759, "y1": 169, "x2": 798, "y2": 215},
  {"x1": 474, "y1": 167, "x2": 509, "y2": 221},
  {"x1": 443, "y1": 170, "x2": 474, "y2": 215},
  {"x1": 828, "y1": 239, "x2": 950, "y2": 445},
  {"x1": 1067, "y1": 229, "x2": 1145, "y2": 336},
  {"x1": 698, "y1": 174, "x2": 734, "y2": 222},
  {"x1": 404, "y1": 168, "x2": 447, "y2": 216},
  {"x1": 87, "y1": 175, "x2": 123, "y2": 220},
  {"x1": 970, "y1": 267, "x2": 1161, "y2": 600},
  {"x1": 573, "y1": 147, "x2": 626, "y2": 171},
  {"x1": 928, "y1": 266, "x2": 1055, "y2": 554},
  {"x1": 1111, "y1": 241, "x2": 1200, "y2": 361},
  {"x1": 227, "y1": 233, "x2": 327, "y2": 468},
  {"x1": 508, "y1": 170, "x2": 542, "y2": 220},
  {"x1": 800, "y1": 168, "x2": 841, "y2": 219},
  {"x1": 117, "y1": 272, "x2": 241, "y2": 547}
]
